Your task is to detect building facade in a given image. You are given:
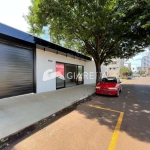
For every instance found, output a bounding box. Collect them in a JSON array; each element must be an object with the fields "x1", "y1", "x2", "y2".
[
  {"x1": 105, "y1": 58, "x2": 124, "y2": 77},
  {"x1": 0, "y1": 23, "x2": 103, "y2": 99},
  {"x1": 124, "y1": 62, "x2": 131, "y2": 70},
  {"x1": 137, "y1": 66, "x2": 142, "y2": 72},
  {"x1": 146, "y1": 68, "x2": 150, "y2": 76},
  {"x1": 141, "y1": 52, "x2": 150, "y2": 71}
]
